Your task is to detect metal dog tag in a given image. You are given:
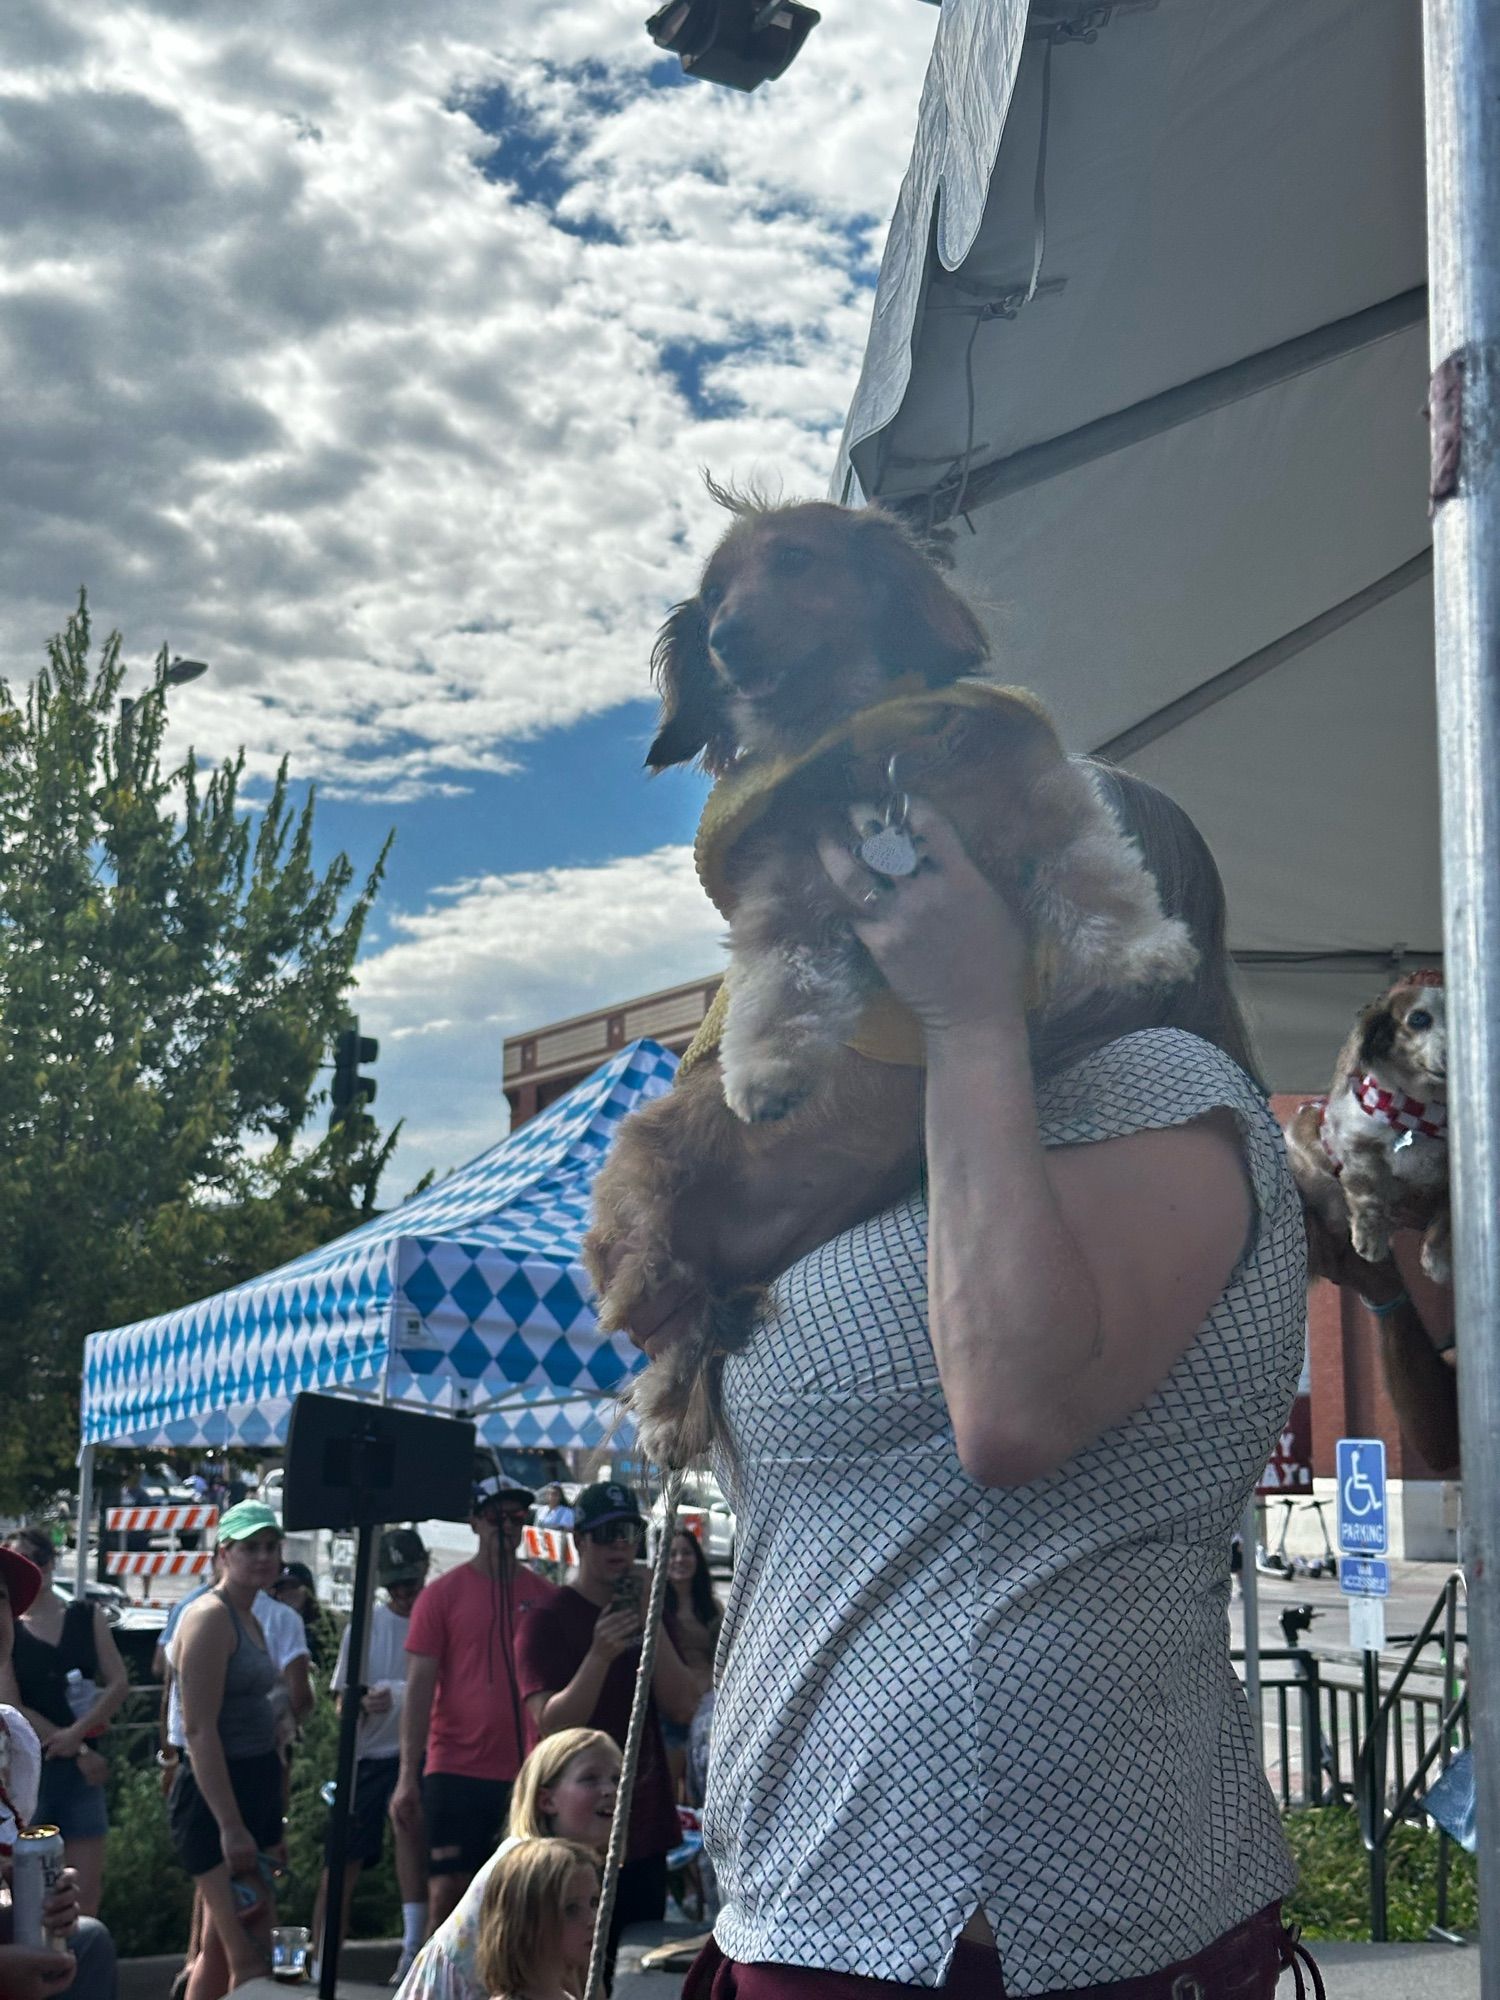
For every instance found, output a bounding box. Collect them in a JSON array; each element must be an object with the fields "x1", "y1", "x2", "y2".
[{"x1": 859, "y1": 825, "x2": 918, "y2": 878}]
